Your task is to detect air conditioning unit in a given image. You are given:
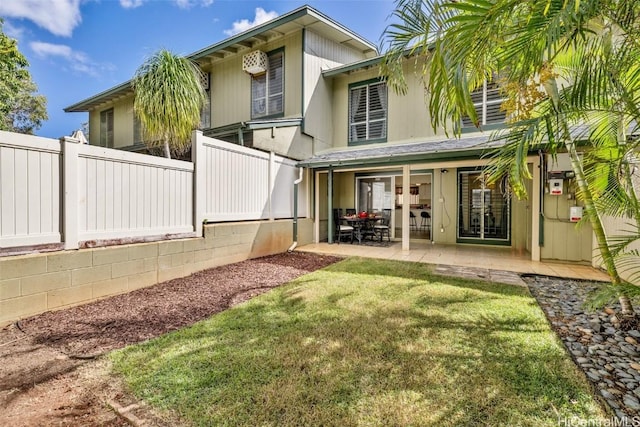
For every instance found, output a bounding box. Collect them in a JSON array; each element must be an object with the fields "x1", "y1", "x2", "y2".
[{"x1": 242, "y1": 51, "x2": 268, "y2": 75}]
